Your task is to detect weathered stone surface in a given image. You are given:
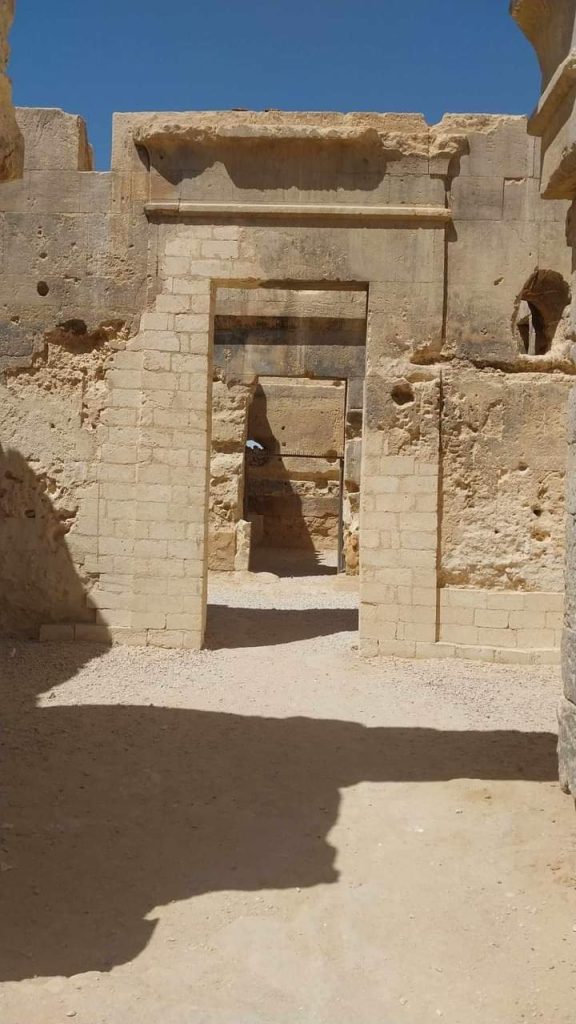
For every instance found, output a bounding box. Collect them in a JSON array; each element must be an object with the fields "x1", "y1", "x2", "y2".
[
  {"x1": 561, "y1": 627, "x2": 576, "y2": 703},
  {"x1": 0, "y1": 100, "x2": 573, "y2": 655},
  {"x1": 0, "y1": 0, "x2": 22, "y2": 180},
  {"x1": 234, "y1": 519, "x2": 252, "y2": 571},
  {"x1": 208, "y1": 529, "x2": 236, "y2": 571},
  {"x1": 513, "y1": 0, "x2": 576, "y2": 789},
  {"x1": 558, "y1": 697, "x2": 576, "y2": 795},
  {"x1": 441, "y1": 369, "x2": 572, "y2": 592},
  {"x1": 17, "y1": 107, "x2": 93, "y2": 171},
  {"x1": 248, "y1": 379, "x2": 346, "y2": 457}
]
